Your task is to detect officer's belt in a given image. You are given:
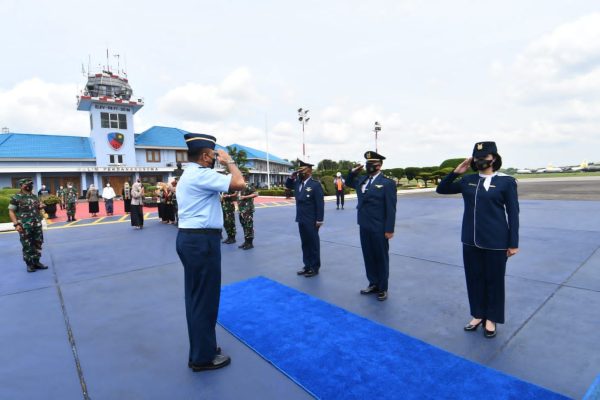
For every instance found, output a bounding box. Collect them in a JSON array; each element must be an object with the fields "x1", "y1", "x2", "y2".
[{"x1": 179, "y1": 228, "x2": 222, "y2": 235}]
